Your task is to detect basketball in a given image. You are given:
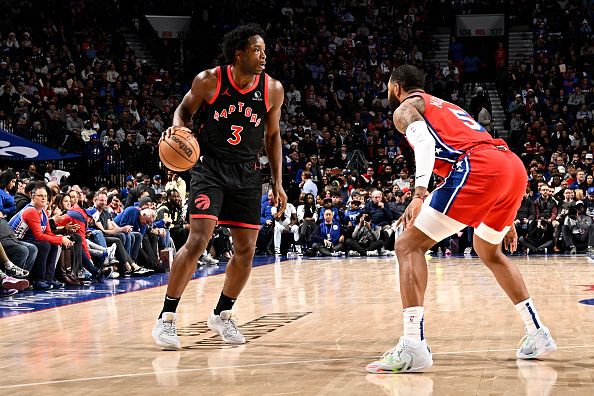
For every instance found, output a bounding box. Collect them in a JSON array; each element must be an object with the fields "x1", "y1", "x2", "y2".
[{"x1": 159, "y1": 126, "x2": 200, "y2": 172}]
